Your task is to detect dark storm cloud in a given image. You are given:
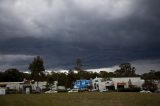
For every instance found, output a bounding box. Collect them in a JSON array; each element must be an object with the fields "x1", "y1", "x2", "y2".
[{"x1": 0, "y1": 0, "x2": 160, "y2": 72}]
